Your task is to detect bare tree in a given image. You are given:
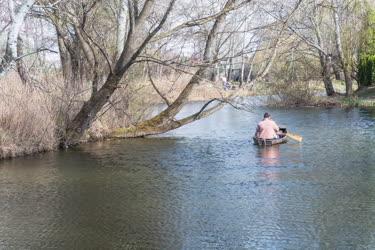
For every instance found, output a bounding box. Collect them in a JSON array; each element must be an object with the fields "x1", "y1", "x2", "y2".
[
  {"x1": 331, "y1": 0, "x2": 353, "y2": 96},
  {"x1": 62, "y1": 0, "x2": 178, "y2": 146},
  {"x1": 283, "y1": 0, "x2": 336, "y2": 96},
  {"x1": 0, "y1": 0, "x2": 36, "y2": 75}
]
